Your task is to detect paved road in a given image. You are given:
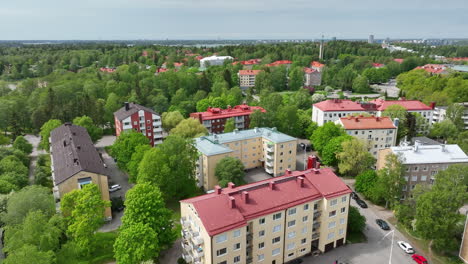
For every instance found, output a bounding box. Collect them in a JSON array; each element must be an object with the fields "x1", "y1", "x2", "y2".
[
  {"x1": 372, "y1": 79, "x2": 400, "y2": 98},
  {"x1": 24, "y1": 134, "x2": 46, "y2": 184}
]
